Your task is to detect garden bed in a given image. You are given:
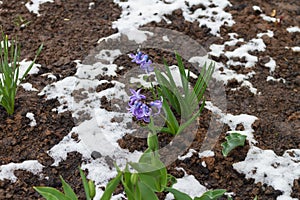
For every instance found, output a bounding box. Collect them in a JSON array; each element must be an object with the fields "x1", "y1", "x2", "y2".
[{"x1": 0, "y1": 0, "x2": 299, "y2": 199}]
